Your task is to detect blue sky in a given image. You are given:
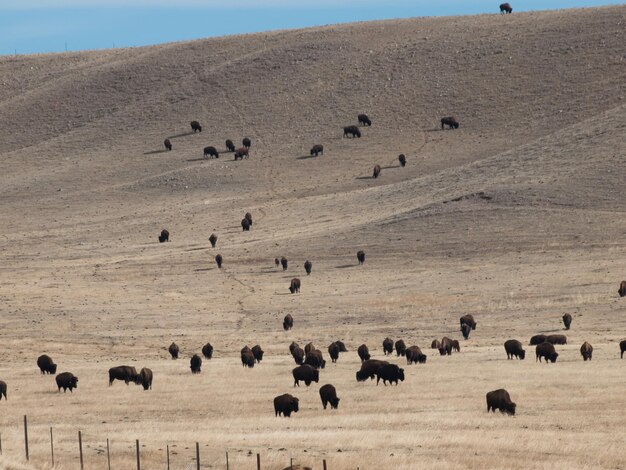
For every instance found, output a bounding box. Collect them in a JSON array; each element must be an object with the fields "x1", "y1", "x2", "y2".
[{"x1": 0, "y1": 1, "x2": 622, "y2": 55}]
